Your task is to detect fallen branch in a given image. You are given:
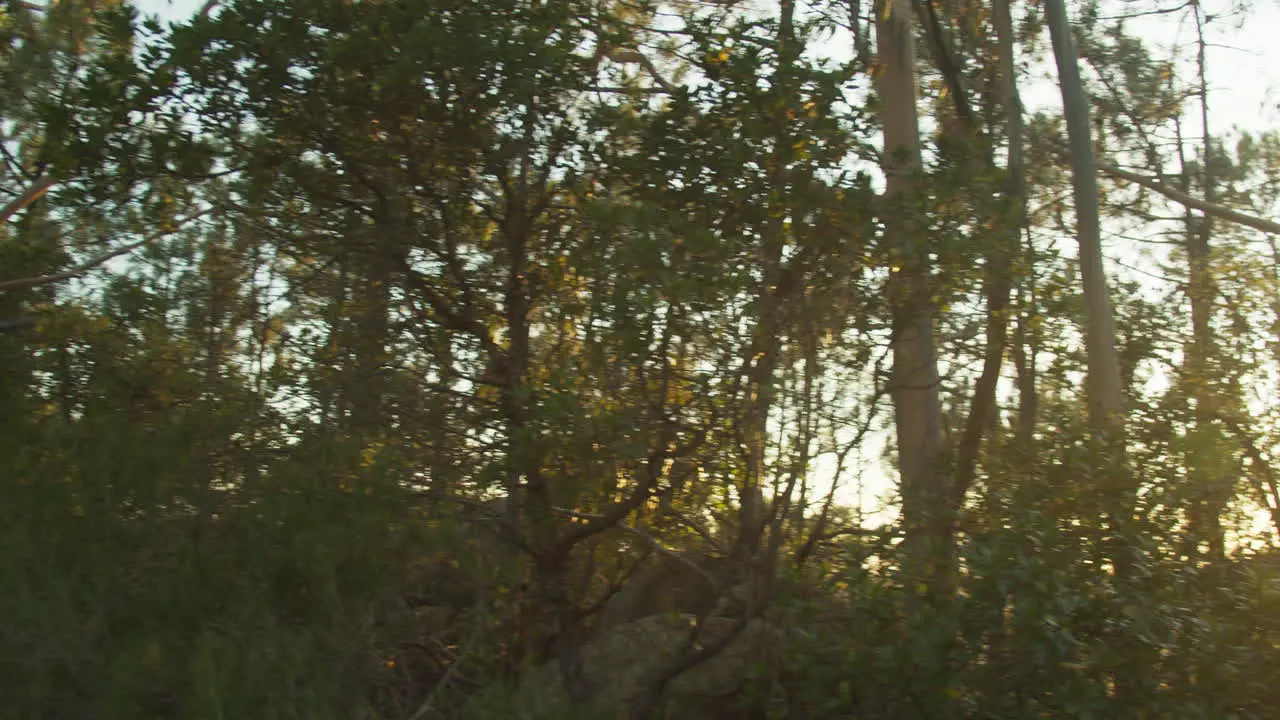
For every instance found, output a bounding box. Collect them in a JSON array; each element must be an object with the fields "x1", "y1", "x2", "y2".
[{"x1": 0, "y1": 209, "x2": 214, "y2": 292}]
